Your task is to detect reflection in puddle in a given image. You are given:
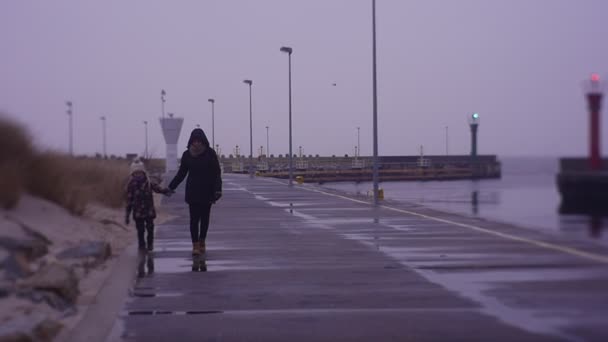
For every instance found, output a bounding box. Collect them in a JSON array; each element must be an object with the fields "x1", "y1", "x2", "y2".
[
  {"x1": 192, "y1": 255, "x2": 207, "y2": 272},
  {"x1": 137, "y1": 253, "x2": 155, "y2": 278}
]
